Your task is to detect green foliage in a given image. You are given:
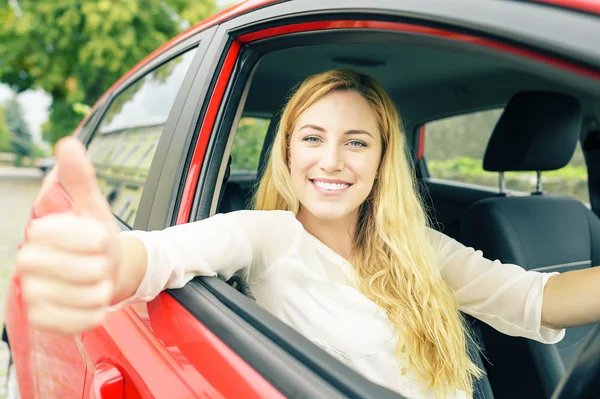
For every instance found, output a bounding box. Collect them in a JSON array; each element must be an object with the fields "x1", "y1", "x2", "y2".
[
  {"x1": 428, "y1": 157, "x2": 588, "y2": 180},
  {"x1": 231, "y1": 117, "x2": 270, "y2": 171},
  {"x1": 428, "y1": 157, "x2": 589, "y2": 203},
  {"x1": 3, "y1": 97, "x2": 33, "y2": 158},
  {"x1": 0, "y1": 0, "x2": 217, "y2": 144},
  {"x1": 0, "y1": 107, "x2": 11, "y2": 152},
  {"x1": 31, "y1": 141, "x2": 49, "y2": 159}
]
